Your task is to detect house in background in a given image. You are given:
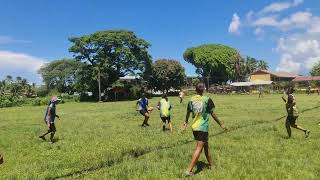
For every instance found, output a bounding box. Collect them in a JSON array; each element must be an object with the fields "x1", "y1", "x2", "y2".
[{"x1": 249, "y1": 70, "x2": 297, "y2": 82}]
